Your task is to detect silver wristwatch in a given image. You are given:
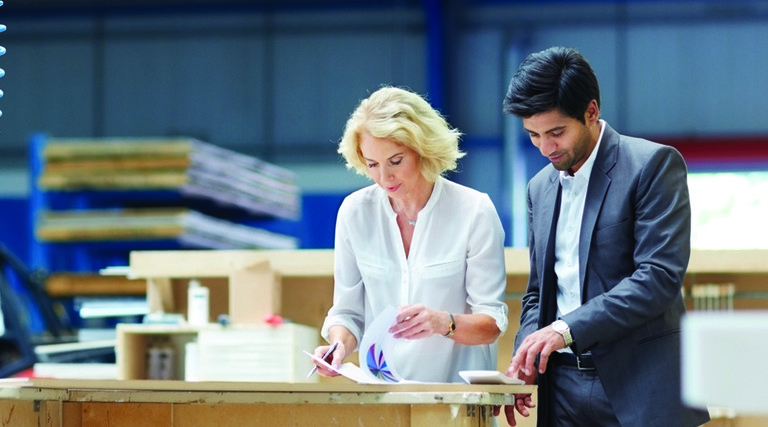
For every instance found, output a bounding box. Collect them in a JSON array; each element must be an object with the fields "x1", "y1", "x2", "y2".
[{"x1": 552, "y1": 319, "x2": 573, "y2": 347}]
